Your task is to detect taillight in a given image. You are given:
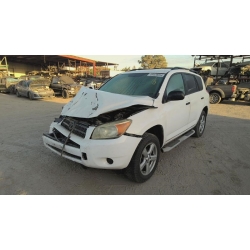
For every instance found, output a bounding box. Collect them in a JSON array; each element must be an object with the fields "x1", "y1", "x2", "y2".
[{"x1": 232, "y1": 85, "x2": 236, "y2": 93}]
